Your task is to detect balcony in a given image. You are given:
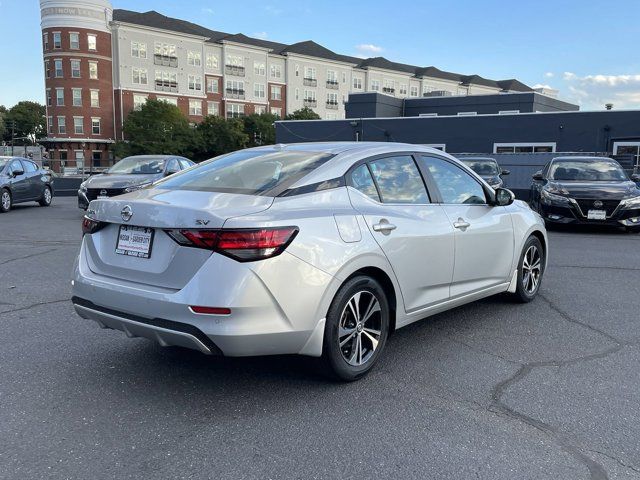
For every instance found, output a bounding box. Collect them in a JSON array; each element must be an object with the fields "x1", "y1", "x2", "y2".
[
  {"x1": 382, "y1": 87, "x2": 395, "y2": 94},
  {"x1": 154, "y1": 54, "x2": 178, "y2": 68},
  {"x1": 155, "y1": 80, "x2": 178, "y2": 93},
  {"x1": 303, "y1": 99, "x2": 317, "y2": 108},
  {"x1": 326, "y1": 80, "x2": 339, "y2": 90},
  {"x1": 326, "y1": 101, "x2": 339, "y2": 110},
  {"x1": 226, "y1": 88, "x2": 245, "y2": 100},
  {"x1": 225, "y1": 65, "x2": 245, "y2": 77},
  {"x1": 303, "y1": 78, "x2": 317, "y2": 87}
]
